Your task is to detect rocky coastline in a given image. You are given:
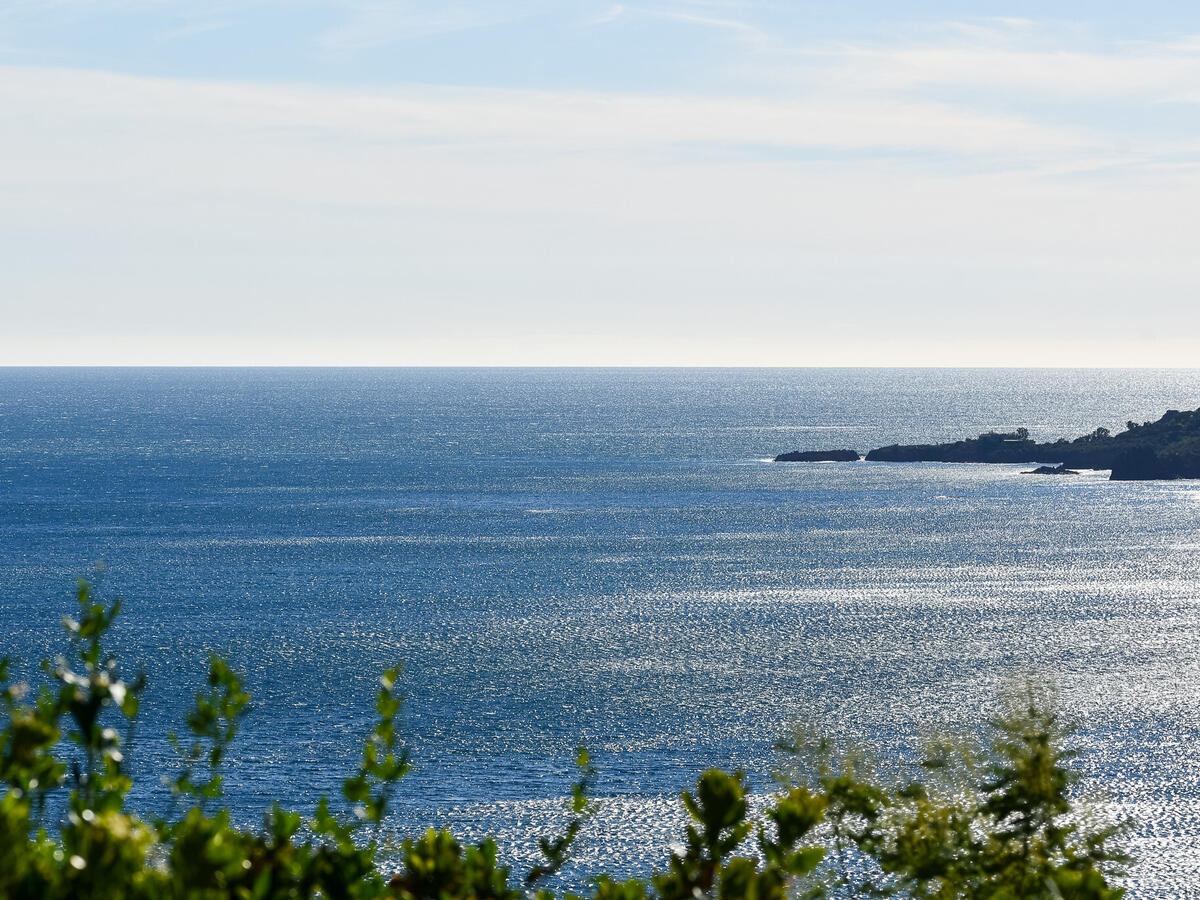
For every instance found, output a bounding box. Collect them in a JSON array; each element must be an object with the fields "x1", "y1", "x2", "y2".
[{"x1": 775, "y1": 407, "x2": 1200, "y2": 481}]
